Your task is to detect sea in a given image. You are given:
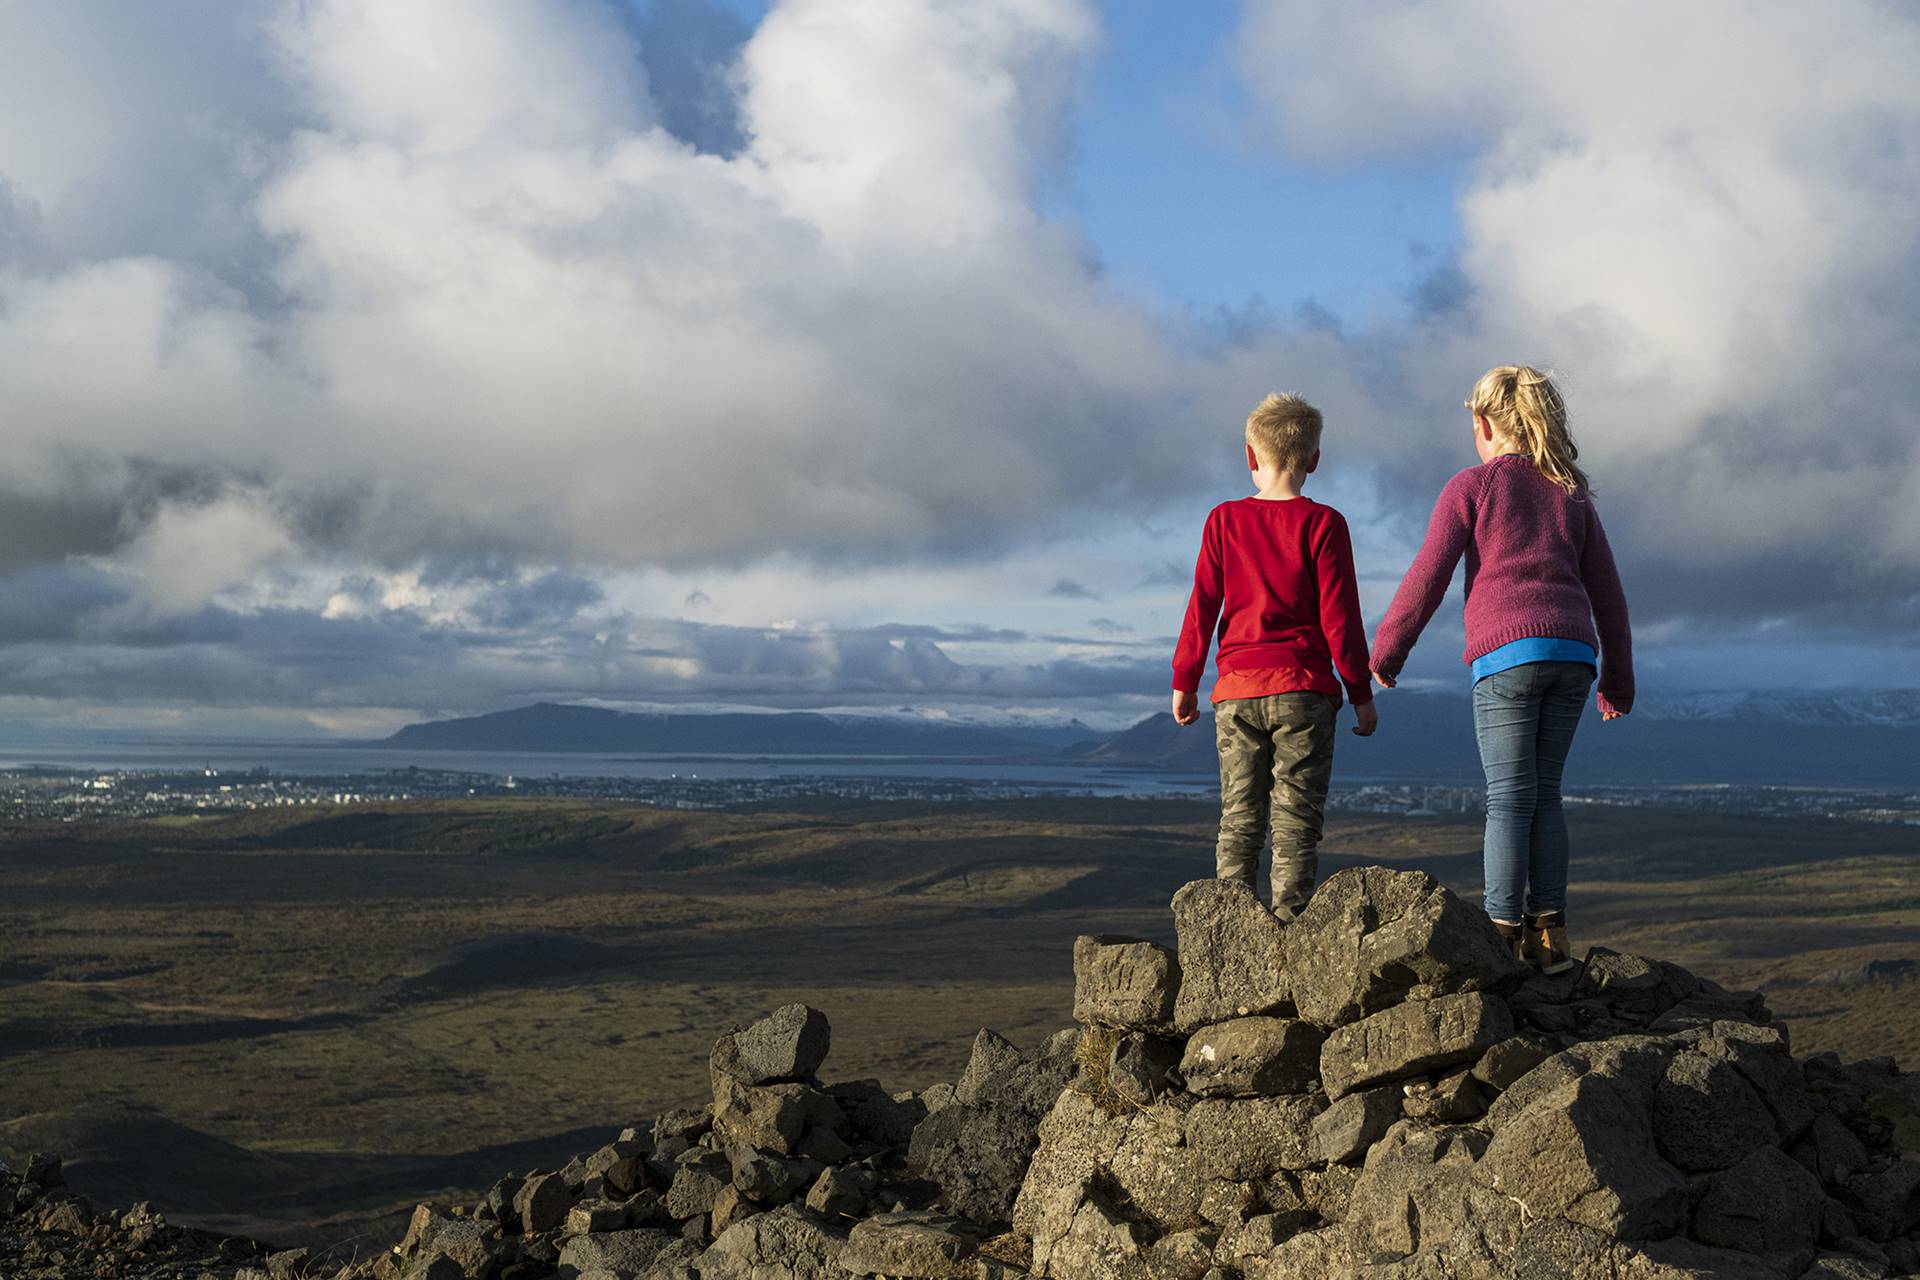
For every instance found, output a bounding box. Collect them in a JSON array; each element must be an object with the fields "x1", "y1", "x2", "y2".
[{"x1": 0, "y1": 734, "x2": 1220, "y2": 798}]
